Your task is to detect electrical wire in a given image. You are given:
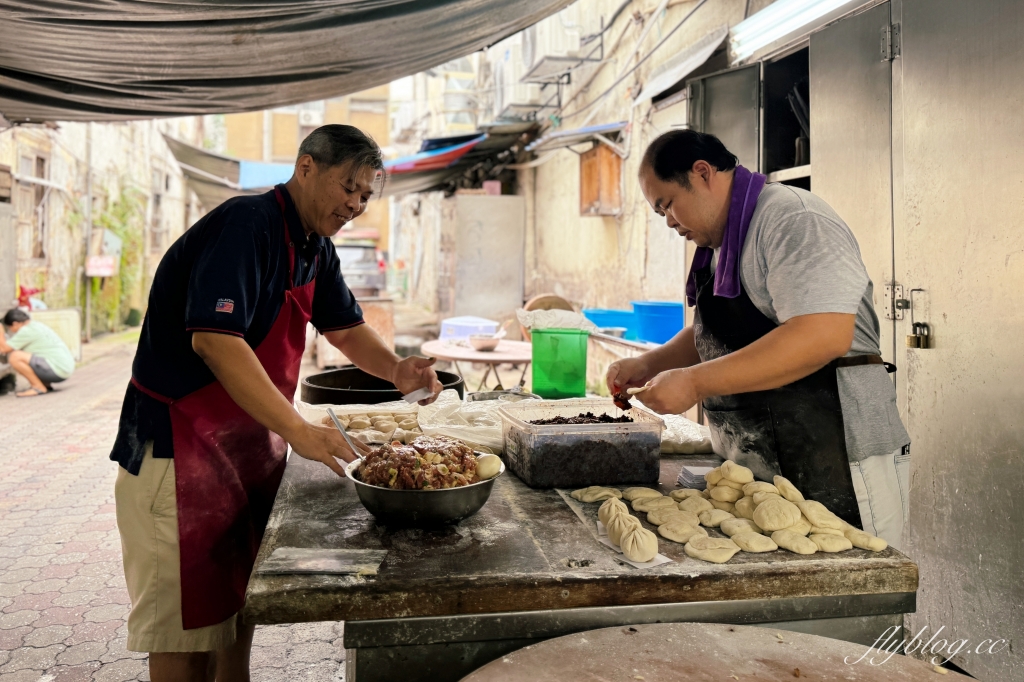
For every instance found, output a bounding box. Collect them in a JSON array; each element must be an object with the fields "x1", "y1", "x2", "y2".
[
  {"x1": 580, "y1": 0, "x2": 636, "y2": 46},
  {"x1": 558, "y1": 0, "x2": 709, "y2": 122}
]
